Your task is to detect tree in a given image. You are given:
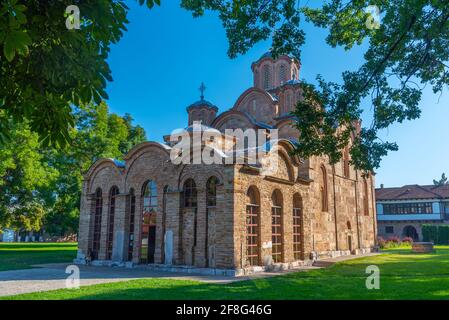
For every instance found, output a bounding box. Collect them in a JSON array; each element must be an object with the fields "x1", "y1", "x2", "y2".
[
  {"x1": 0, "y1": 122, "x2": 57, "y2": 232},
  {"x1": 433, "y1": 173, "x2": 448, "y2": 186},
  {"x1": 2, "y1": 0, "x2": 448, "y2": 172},
  {"x1": 42, "y1": 102, "x2": 147, "y2": 236},
  {"x1": 0, "y1": 101, "x2": 146, "y2": 236},
  {"x1": 0, "y1": 0, "x2": 158, "y2": 146},
  {"x1": 182, "y1": 0, "x2": 449, "y2": 172}
]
